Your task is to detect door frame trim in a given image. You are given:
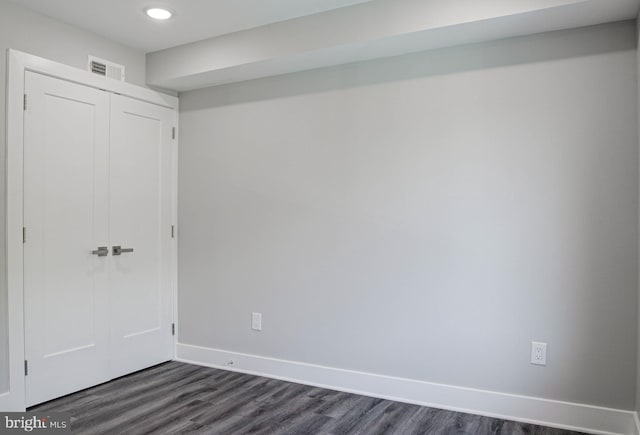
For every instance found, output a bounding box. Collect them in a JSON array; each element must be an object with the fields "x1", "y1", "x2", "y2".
[{"x1": 5, "y1": 49, "x2": 179, "y2": 411}]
